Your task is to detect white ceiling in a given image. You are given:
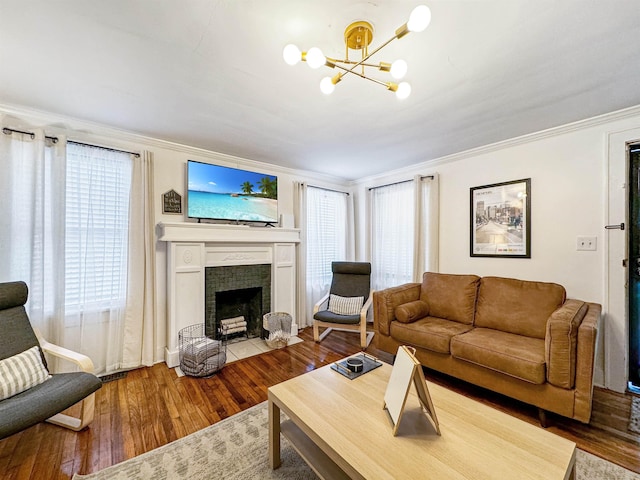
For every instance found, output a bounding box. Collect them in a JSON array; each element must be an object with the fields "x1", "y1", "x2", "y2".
[{"x1": 1, "y1": 0, "x2": 639, "y2": 180}]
